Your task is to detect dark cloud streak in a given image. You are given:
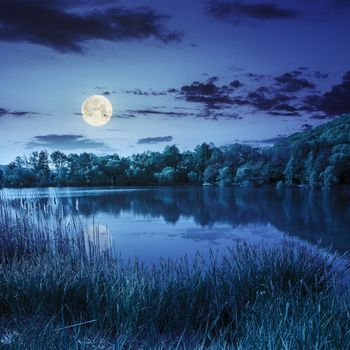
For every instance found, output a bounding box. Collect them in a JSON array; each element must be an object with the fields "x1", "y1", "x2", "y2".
[
  {"x1": 123, "y1": 89, "x2": 167, "y2": 96},
  {"x1": 0, "y1": 108, "x2": 39, "y2": 118},
  {"x1": 137, "y1": 136, "x2": 173, "y2": 144},
  {"x1": 27, "y1": 134, "x2": 110, "y2": 150},
  {"x1": 208, "y1": 1, "x2": 300, "y2": 23},
  {"x1": 127, "y1": 109, "x2": 194, "y2": 117}
]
